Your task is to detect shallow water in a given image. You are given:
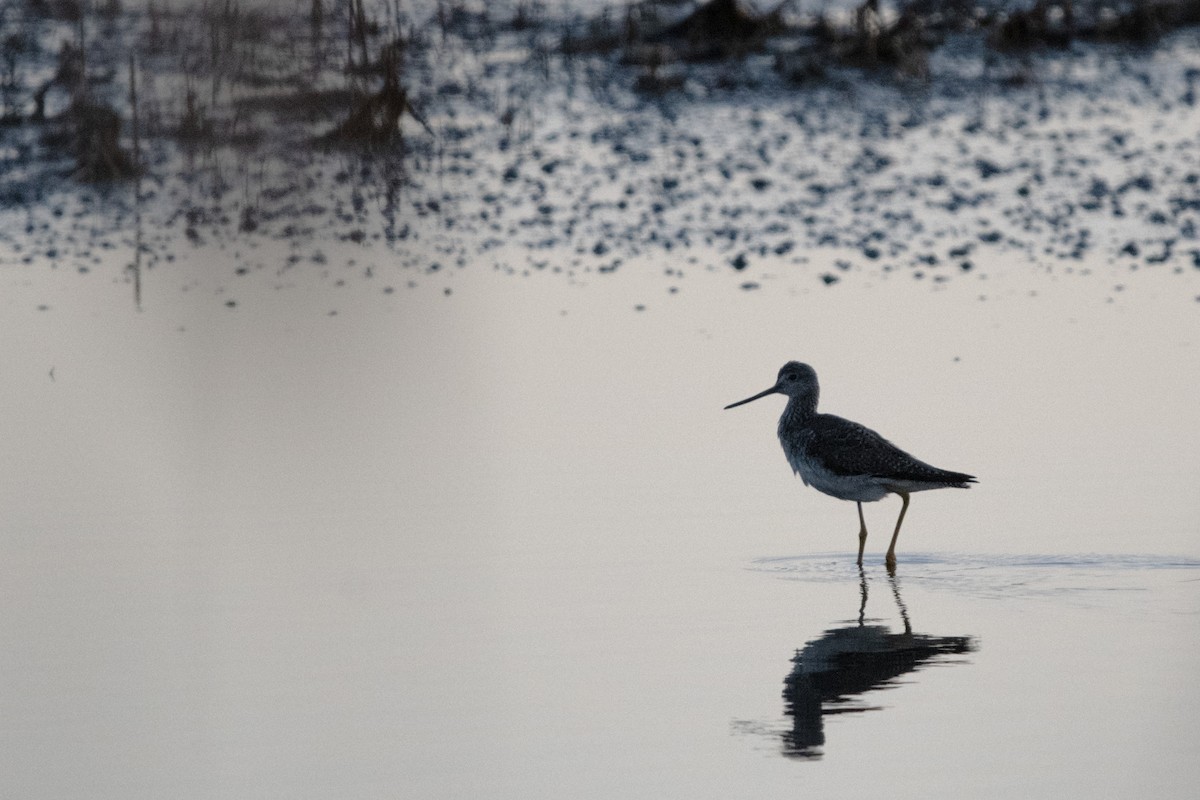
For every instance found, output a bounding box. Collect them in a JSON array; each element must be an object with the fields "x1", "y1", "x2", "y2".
[{"x1": 1, "y1": 241, "x2": 1198, "y2": 798}]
